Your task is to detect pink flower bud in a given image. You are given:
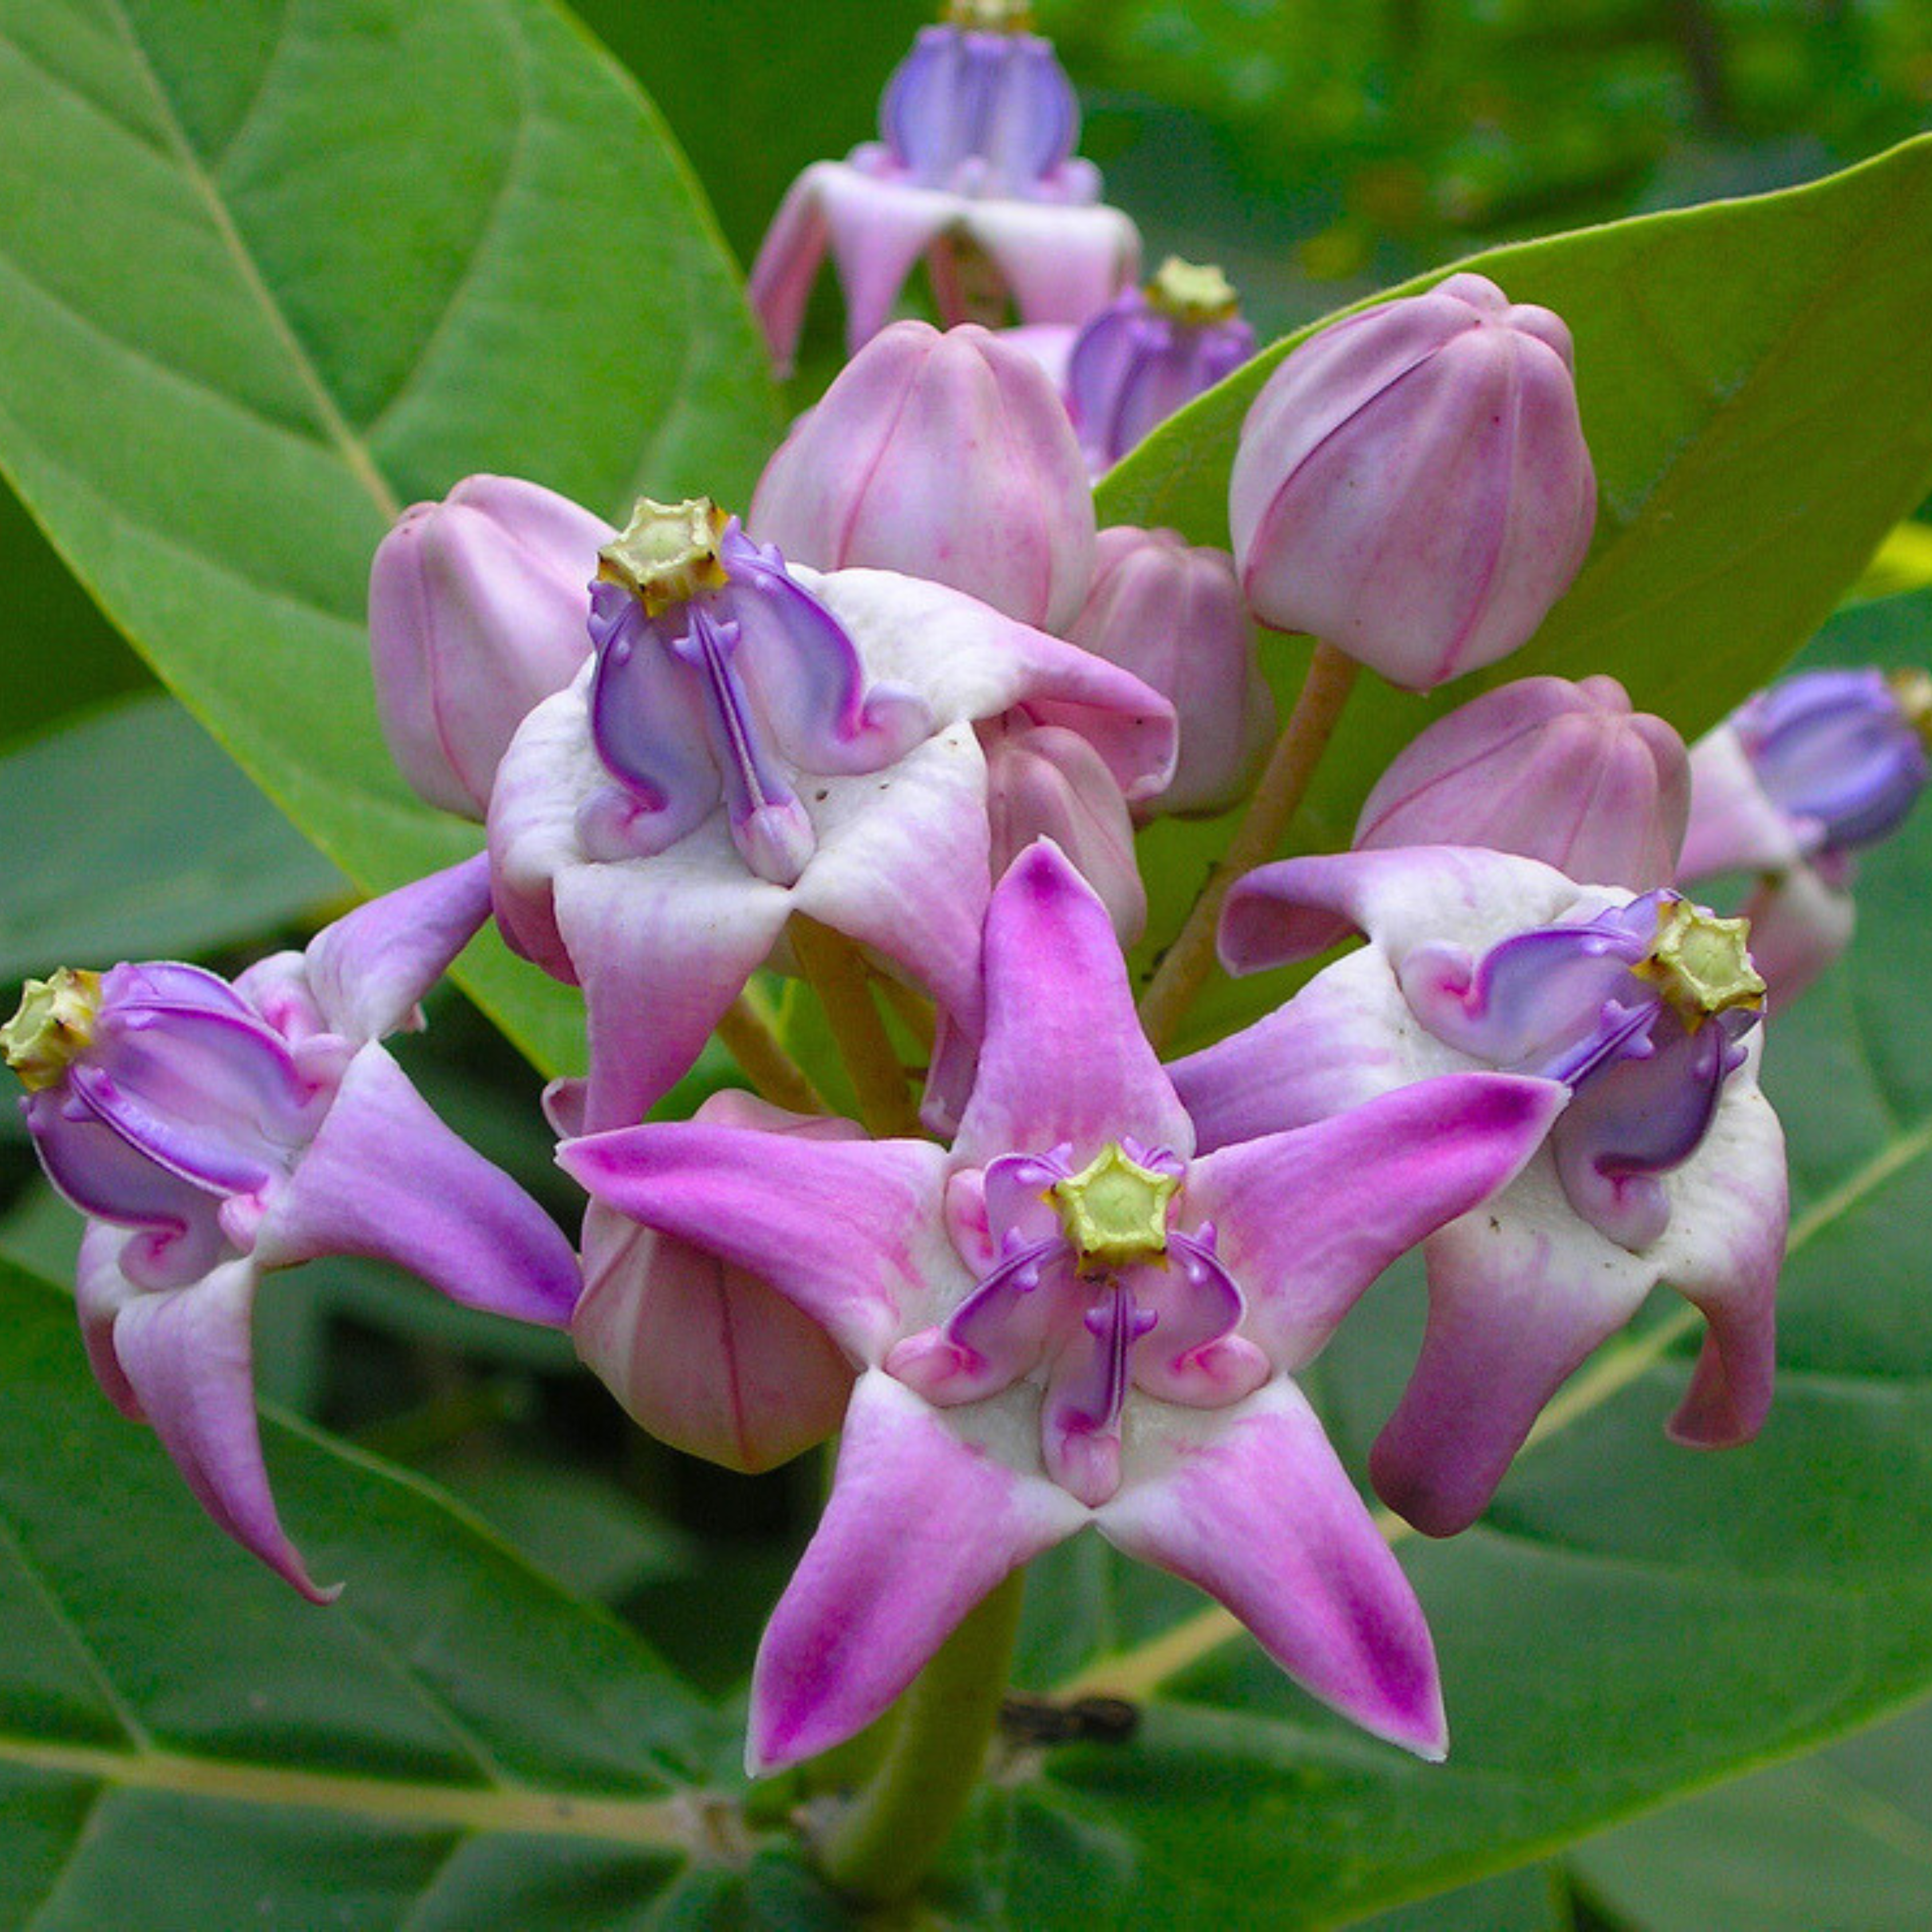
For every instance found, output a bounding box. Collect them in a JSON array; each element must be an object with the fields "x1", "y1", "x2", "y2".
[
  {"x1": 748, "y1": 321, "x2": 1096, "y2": 632},
  {"x1": 1244, "y1": 676, "x2": 1689, "y2": 965},
  {"x1": 369, "y1": 475, "x2": 614, "y2": 817},
  {"x1": 982, "y1": 716, "x2": 1145, "y2": 943},
  {"x1": 572, "y1": 1094, "x2": 859, "y2": 1474},
  {"x1": 1067, "y1": 526, "x2": 1275, "y2": 817},
  {"x1": 1230, "y1": 273, "x2": 1597, "y2": 690}
]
